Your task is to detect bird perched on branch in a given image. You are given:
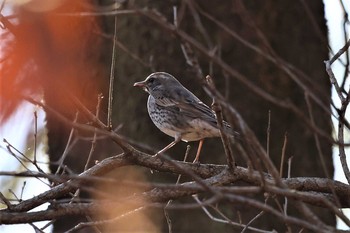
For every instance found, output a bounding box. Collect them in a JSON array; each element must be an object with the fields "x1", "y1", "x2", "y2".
[{"x1": 134, "y1": 72, "x2": 236, "y2": 162}]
